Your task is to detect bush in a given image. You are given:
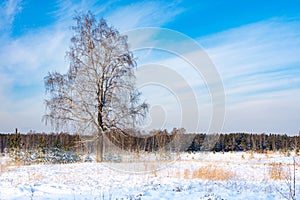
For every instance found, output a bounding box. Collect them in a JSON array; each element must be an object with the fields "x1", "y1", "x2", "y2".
[
  {"x1": 8, "y1": 147, "x2": 81, "y2": 165},
  {"x1": 44, "y1": 147, "x2": 81, "y2": 164},
  {"x1": 103, "y1": 153, "x2": 122, "y2": 162}
]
